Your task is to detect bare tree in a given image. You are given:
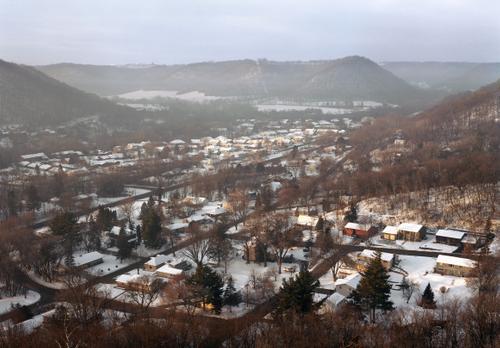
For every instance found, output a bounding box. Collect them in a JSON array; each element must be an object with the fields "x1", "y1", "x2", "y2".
[
  {"x1": 182, "y1": 224, "x2": 211, "y2": 266},
  {"x1": 125, "y1": 276, "x2": 164, "y2": 315}
]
